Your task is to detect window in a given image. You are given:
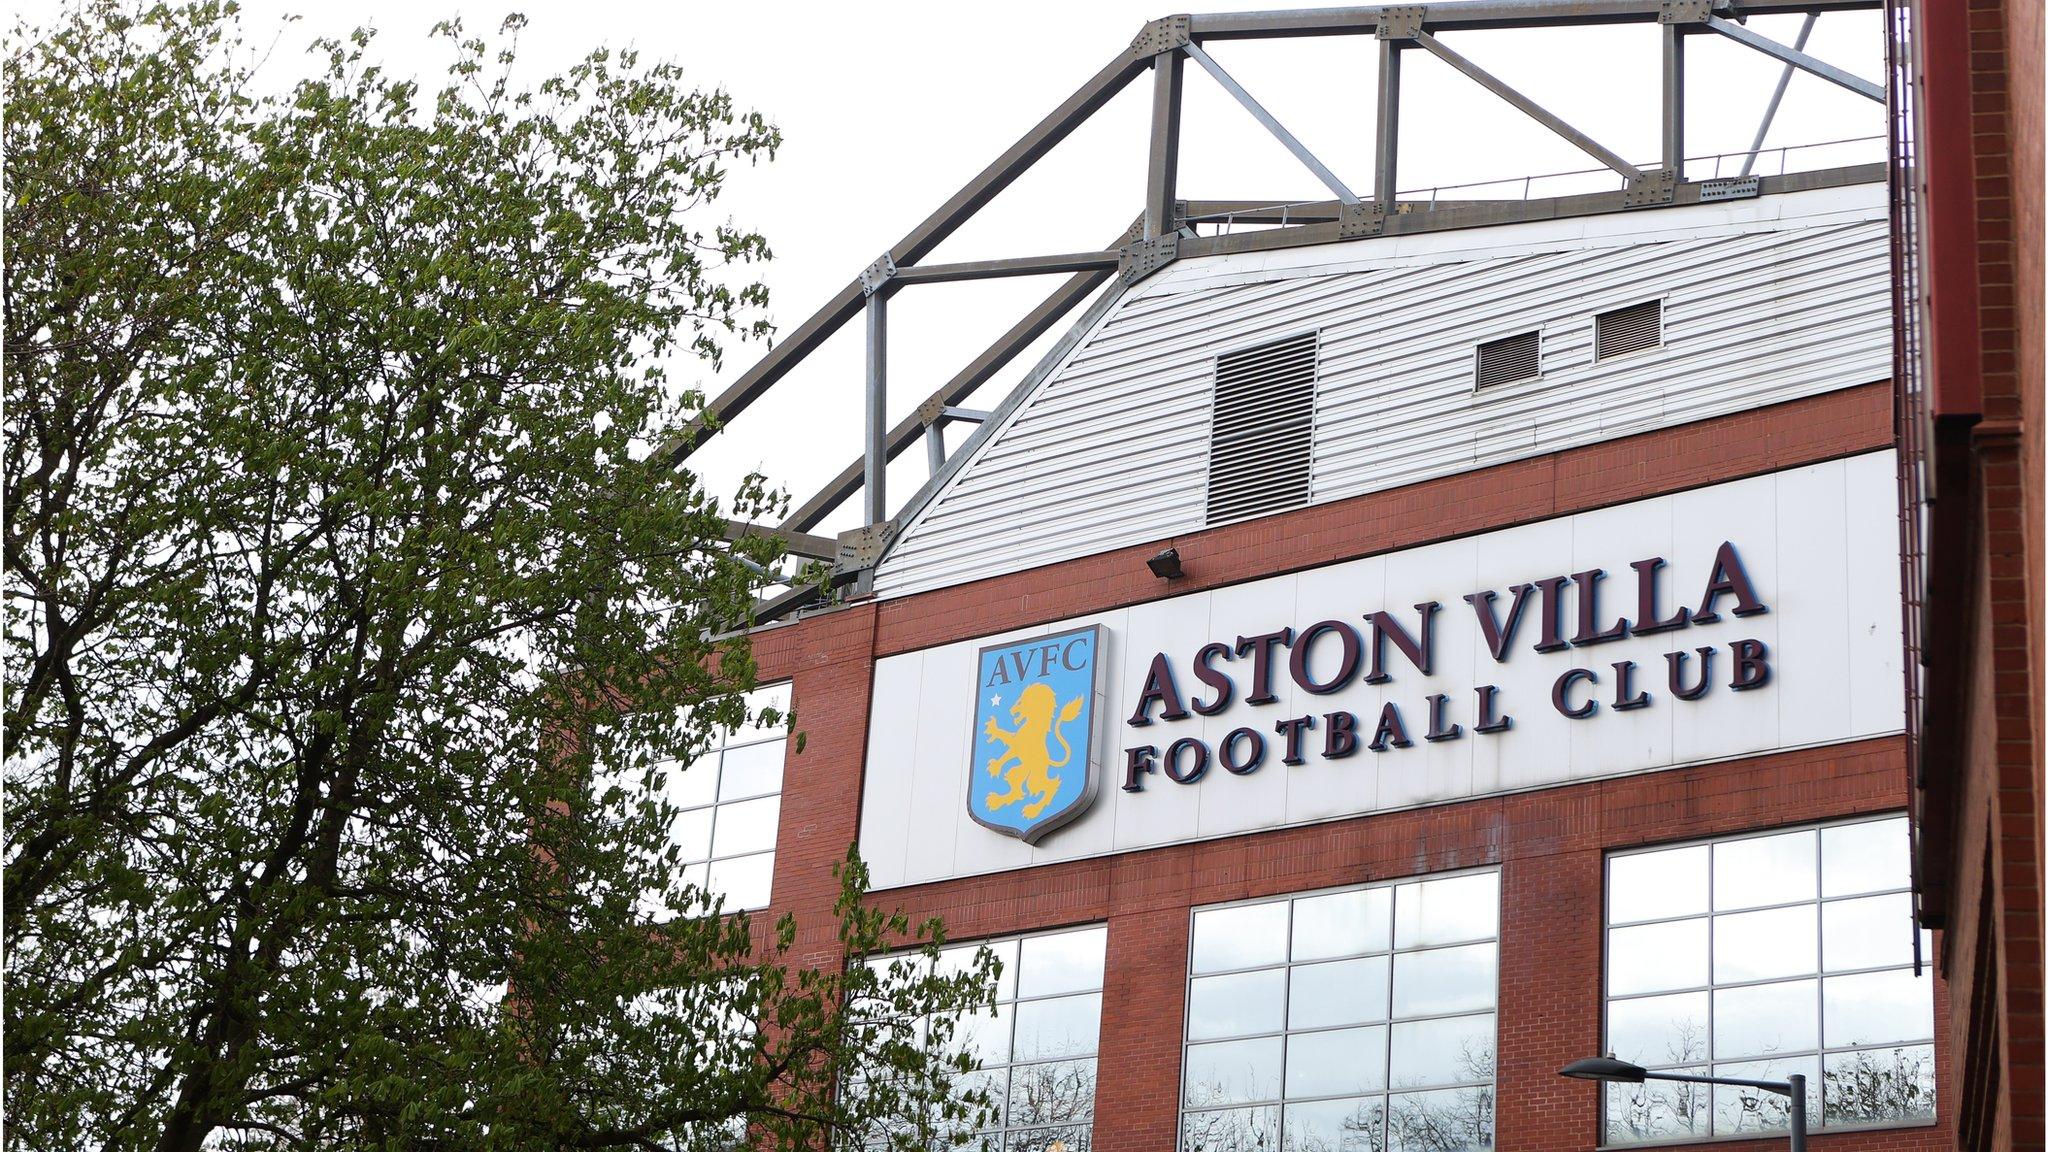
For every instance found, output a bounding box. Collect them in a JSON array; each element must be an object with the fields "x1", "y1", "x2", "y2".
[
  {"x1": 1593, "y1": 299, "x2": 1664, "y2": 361},
  {"x1": 1473, "y1": 331, "x2": 1540, "y2": 389},
  {"x1": 1603, "y1": 815, "x2": 1936, "y2": 1144},
  {"x1": 1182, "y1": 872, "x2": 1500, "y2": 1152},
  {"x1": 662, "y1": 682, "x2": 791, "y2": 911},
  {"x1": 858, "y1": 924, "x2": 1108, "y2": 1152},
  {"x1": 1207, "y1": 332, "x2": 1317, "y2": 526}
]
